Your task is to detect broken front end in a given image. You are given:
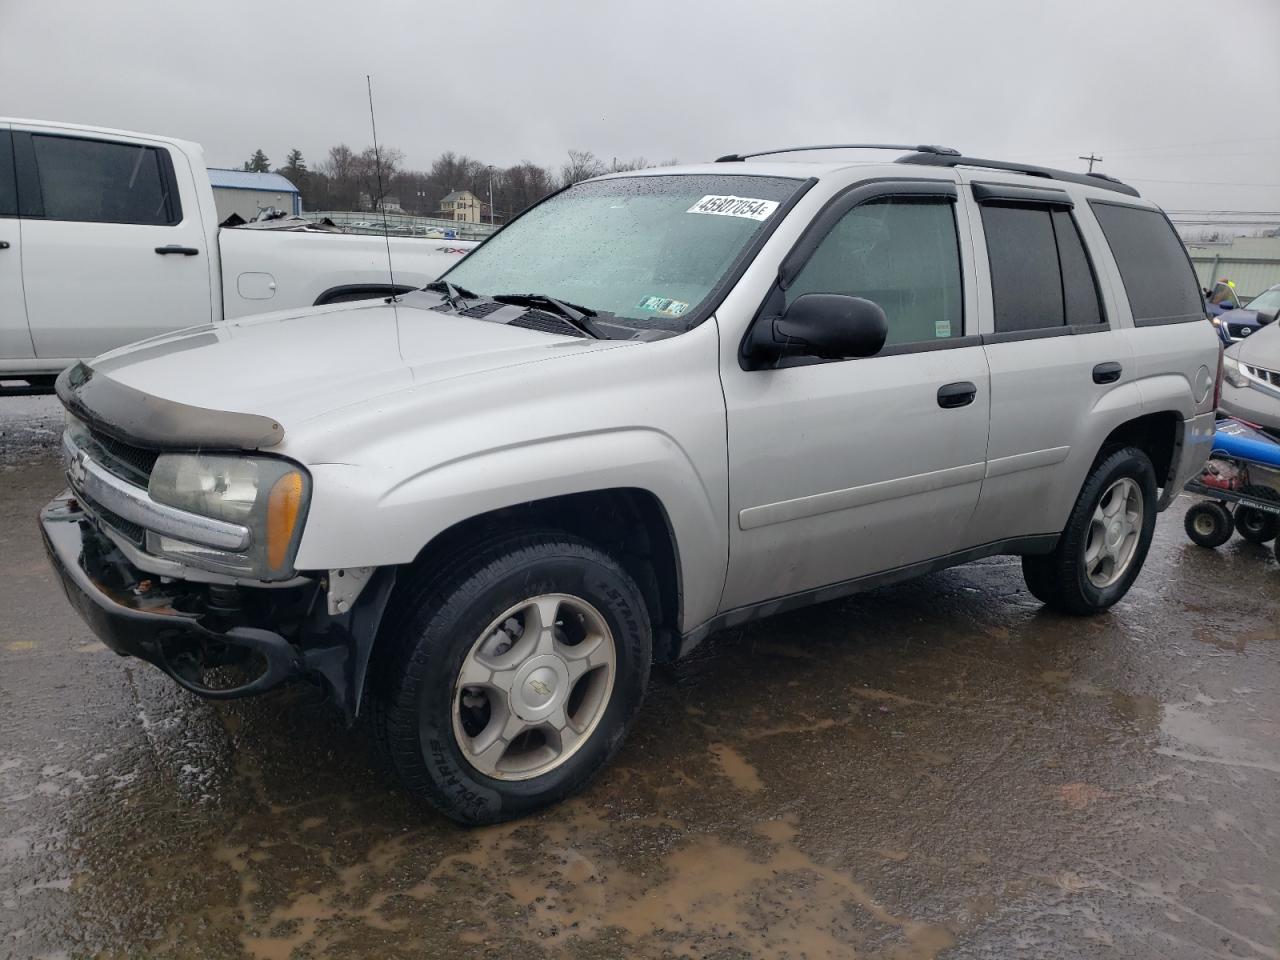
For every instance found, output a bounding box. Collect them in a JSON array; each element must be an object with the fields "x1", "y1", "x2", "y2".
[{"x1": 40, "y1": 363, "x2": 395, "y2": 720}]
